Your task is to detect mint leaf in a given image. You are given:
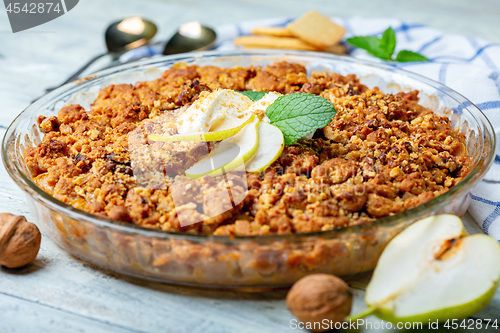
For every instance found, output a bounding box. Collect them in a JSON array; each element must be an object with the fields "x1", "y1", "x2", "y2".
[
  {"x1": 396, "y1": 50, "x2": 429, "y2": 62},
  {"x1": 266, "y1": 93, "x2": 337, "y2": 145},
  {"x1": 347, "y1": 27, "x2": 396, "y2": 60},
  {"x1": 347, "y1": 27, "x2": 428, "y2": 63},
  {"x1": 346, "y1": 36, "x2": 390, "y2": 59},
  {"x1": 380, "y1": 27, "x2": 396, "y2": 60},
  {"x1": 237, "y1": 91, "x2": 269, "y2": 101}
]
